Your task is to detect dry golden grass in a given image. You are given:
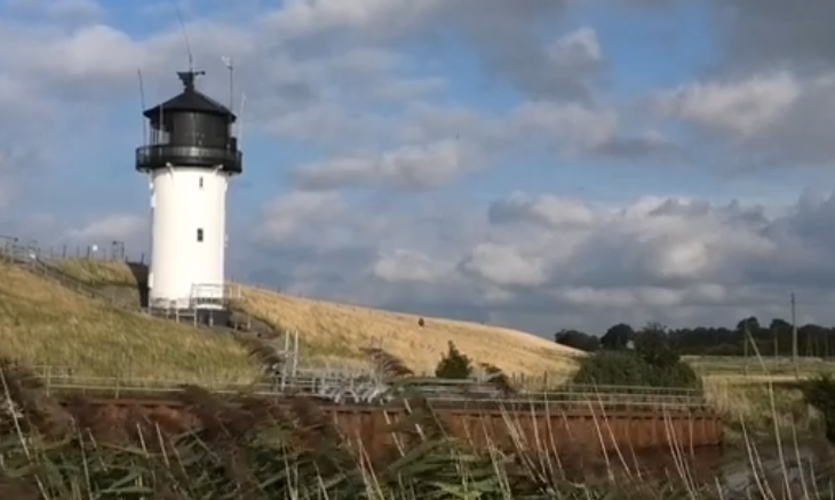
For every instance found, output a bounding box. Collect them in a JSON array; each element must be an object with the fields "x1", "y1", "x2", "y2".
[
  {"x1": 702, "y1": 376, "x2": 814, "y2": 435},
  {"x1": 0, "y1": 260, "x2": 260, "y2": 385},
  {"x1": 237, "y1": 286, "x2": 581, "y2": 377},
  {"x1": 684, "y1": 354, "x2": 834, "y2": 379},
  {"x1": 51, "y1": 258, "x2": 581, "y2": 377},
  {"x1": 51, "y1": 258, "x2": 143, "y2": 286}
]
